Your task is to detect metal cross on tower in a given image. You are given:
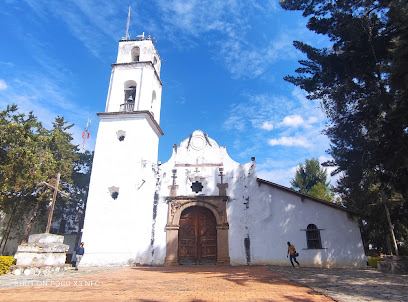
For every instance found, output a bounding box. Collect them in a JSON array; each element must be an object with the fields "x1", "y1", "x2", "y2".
[{"x1": 40, "y1": 173, "x2": 69, "y2": 233}]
